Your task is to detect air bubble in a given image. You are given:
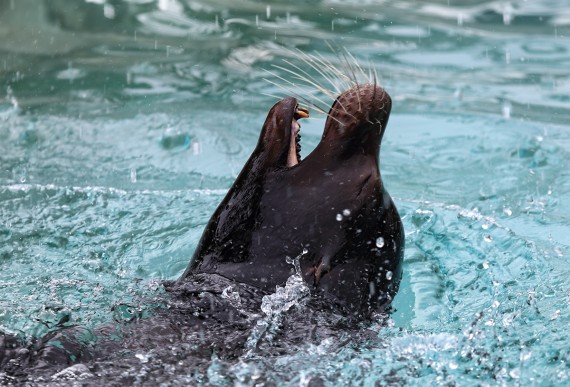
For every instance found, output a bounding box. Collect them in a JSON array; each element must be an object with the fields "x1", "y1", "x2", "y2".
[{"x1": 376, "y1": 237, "x2": 385, "y2": 248}]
